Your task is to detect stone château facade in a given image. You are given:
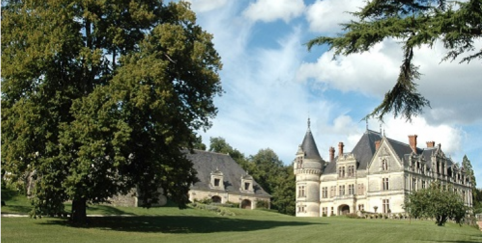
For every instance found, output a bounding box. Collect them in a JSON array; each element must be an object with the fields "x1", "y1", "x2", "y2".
[
  {"x1": 111, "y1": 150, "x2": 271, "y2": 209},
  {"x1": 294, "y1": 119, "x2": 473, "y2": 217},
  {"x1": 187, "y1": 149, "x2": 271, "y2": 209}
]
